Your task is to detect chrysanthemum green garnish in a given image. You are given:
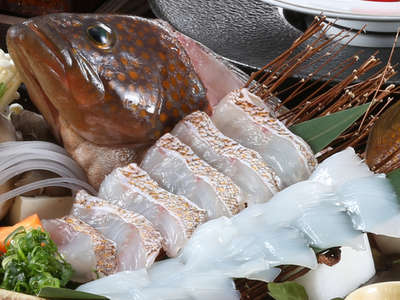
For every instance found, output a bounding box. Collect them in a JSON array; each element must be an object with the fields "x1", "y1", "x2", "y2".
[{"x1": 0, "y1": 226, "x2": 73, "y2": 295}]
